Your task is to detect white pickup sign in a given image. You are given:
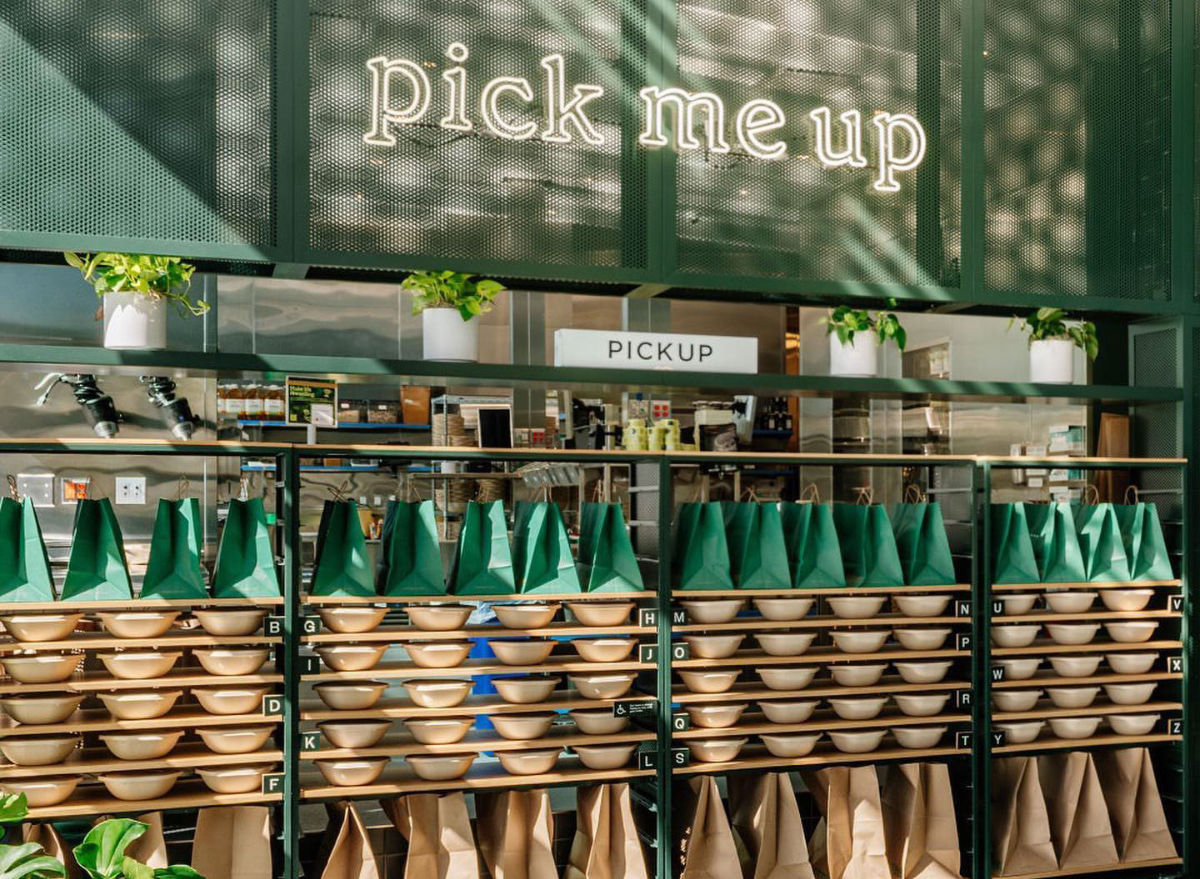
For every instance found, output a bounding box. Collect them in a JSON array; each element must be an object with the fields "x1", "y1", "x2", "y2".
[{"x1": 554, "y1": 329, "x2": 757, "y2": 373}]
